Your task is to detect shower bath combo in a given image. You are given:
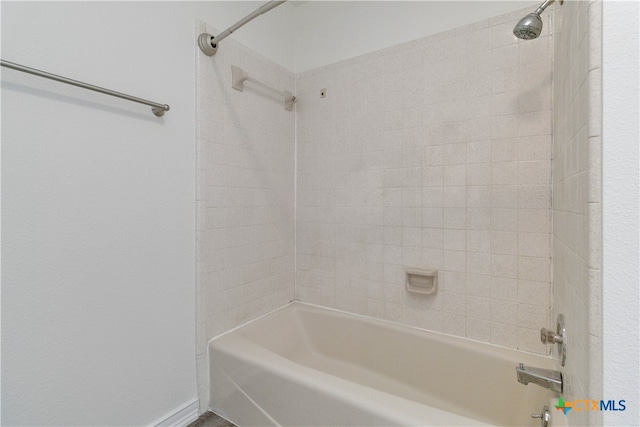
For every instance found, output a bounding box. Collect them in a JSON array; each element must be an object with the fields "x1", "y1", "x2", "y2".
[{"x1": 197, "y1": 0, "x2": 569, "y2": 425}]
